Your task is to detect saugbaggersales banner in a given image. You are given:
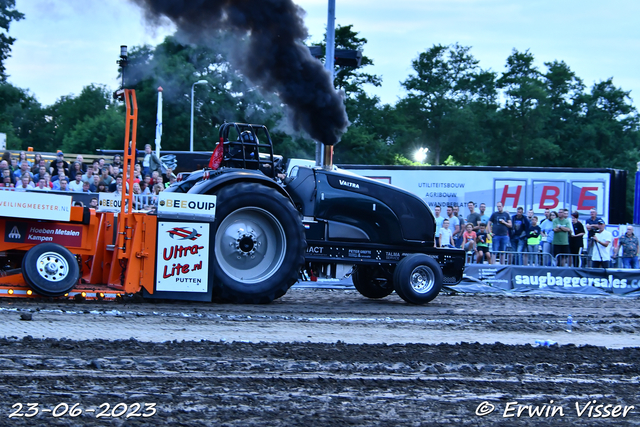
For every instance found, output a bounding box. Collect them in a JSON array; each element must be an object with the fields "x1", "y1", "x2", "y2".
[
  {"x1": 464, "y1": 265, "x2": 640, "y2": 295},
  {"x1": 156, "y1": 222, "x2": 210, "y2": 293},
  {"x1": 0, "y1": 191, "x2": 72, "y2": 221}
]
